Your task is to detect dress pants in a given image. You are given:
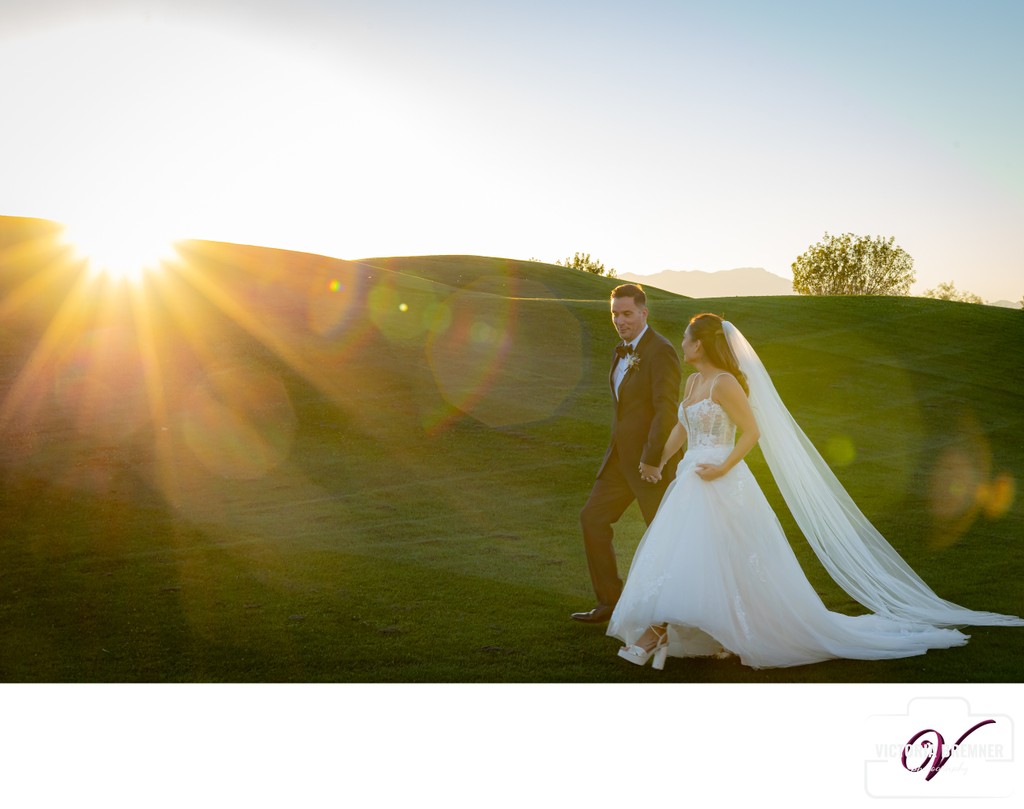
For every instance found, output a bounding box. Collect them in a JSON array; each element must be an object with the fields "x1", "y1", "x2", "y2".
[{"x1": 579, "y1": 447, "x2": 671, "y2": 608}]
